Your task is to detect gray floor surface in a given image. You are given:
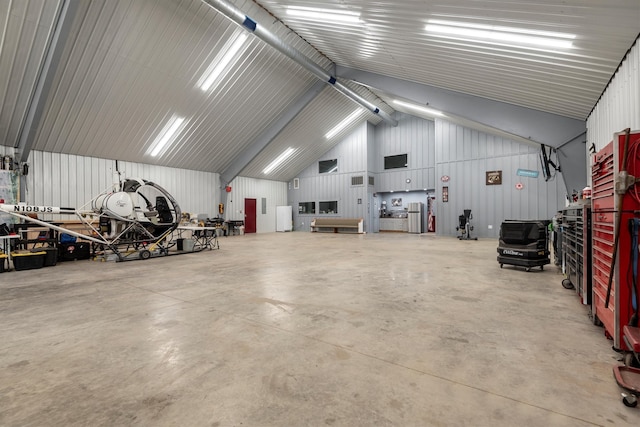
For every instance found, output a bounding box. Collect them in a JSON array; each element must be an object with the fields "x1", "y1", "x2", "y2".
[{"x1": 0, "y1": 232, "x2": 637, "y2": 426}]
